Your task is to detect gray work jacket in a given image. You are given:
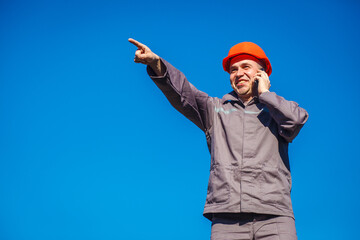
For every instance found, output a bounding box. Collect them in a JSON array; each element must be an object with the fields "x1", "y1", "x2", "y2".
[{"x1": 147, "y1": 59, "x2": 309, "y2": 220}]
